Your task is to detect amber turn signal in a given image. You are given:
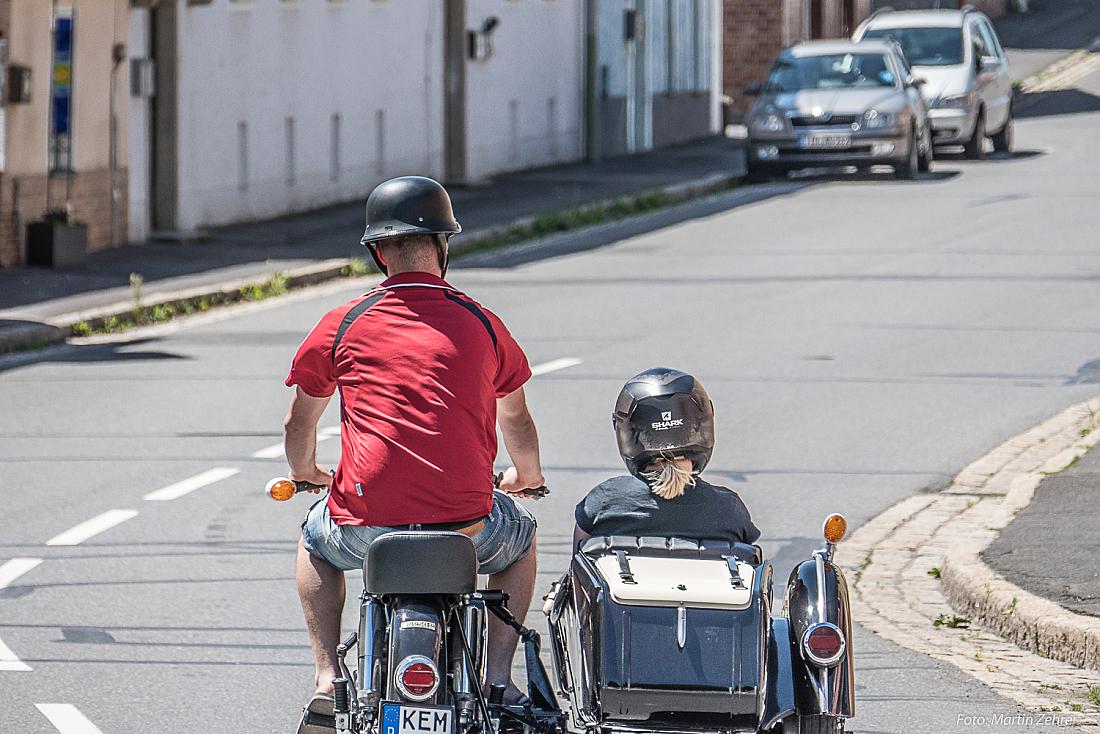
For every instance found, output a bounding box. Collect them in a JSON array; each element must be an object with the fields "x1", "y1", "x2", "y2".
[
  {"x1": 266, "y1": 477, "x2": 297, "y2": 502},
  {"x1": 822, "y1": 513, "x2": 848, "y2": 544}
]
